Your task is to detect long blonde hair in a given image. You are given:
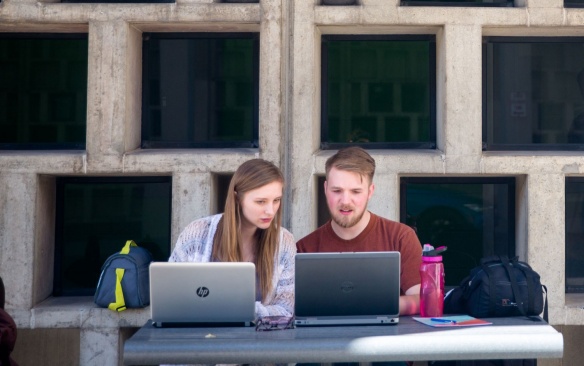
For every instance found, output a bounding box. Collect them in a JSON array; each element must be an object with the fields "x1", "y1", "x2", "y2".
[{"x1": 212, "y1": 159, "x2": 284, "y2": 302}]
